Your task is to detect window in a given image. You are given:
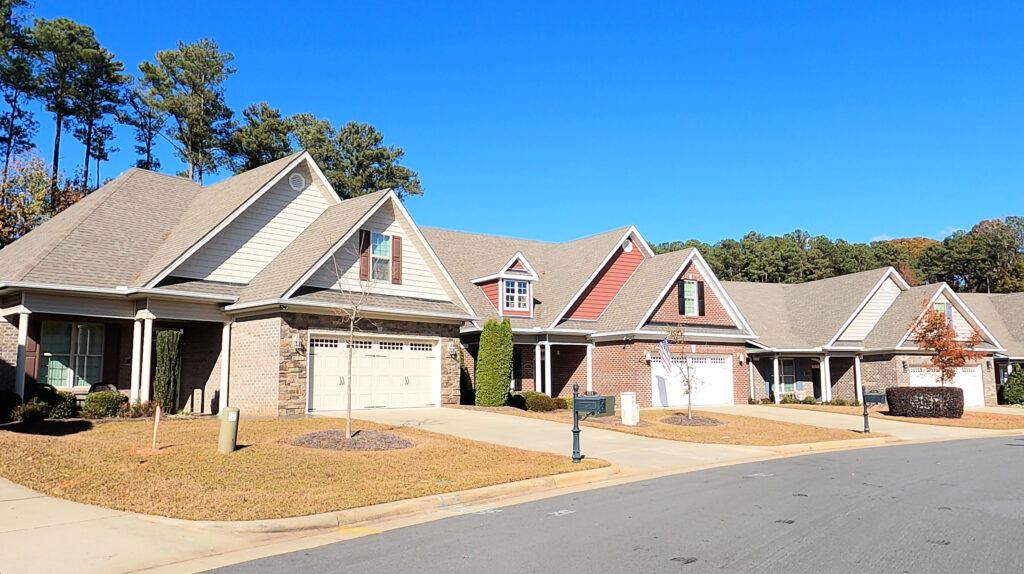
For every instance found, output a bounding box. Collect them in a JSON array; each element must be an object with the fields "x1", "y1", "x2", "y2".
[
  {"x1": 371, "y1": 233, "x2": 391, "y2": 281},
  {"x1": 781, "y1": 359, "x2": 796, "y2": 394},
  {"x1": 504, "y1": 279, "x2": 529, "y2": 311},
  {"x1": 933, "y1": 302, "x2": 947, "y2": 314},
  {"x1": 682, "y1": 280, "x2": 697, "y2": 316},
  {"x1": 39, "y1": 321, "x2": 105, "y2": 388},
  {"x1": 379, "y1": 341, "x2": 404, "y2": 351}
]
